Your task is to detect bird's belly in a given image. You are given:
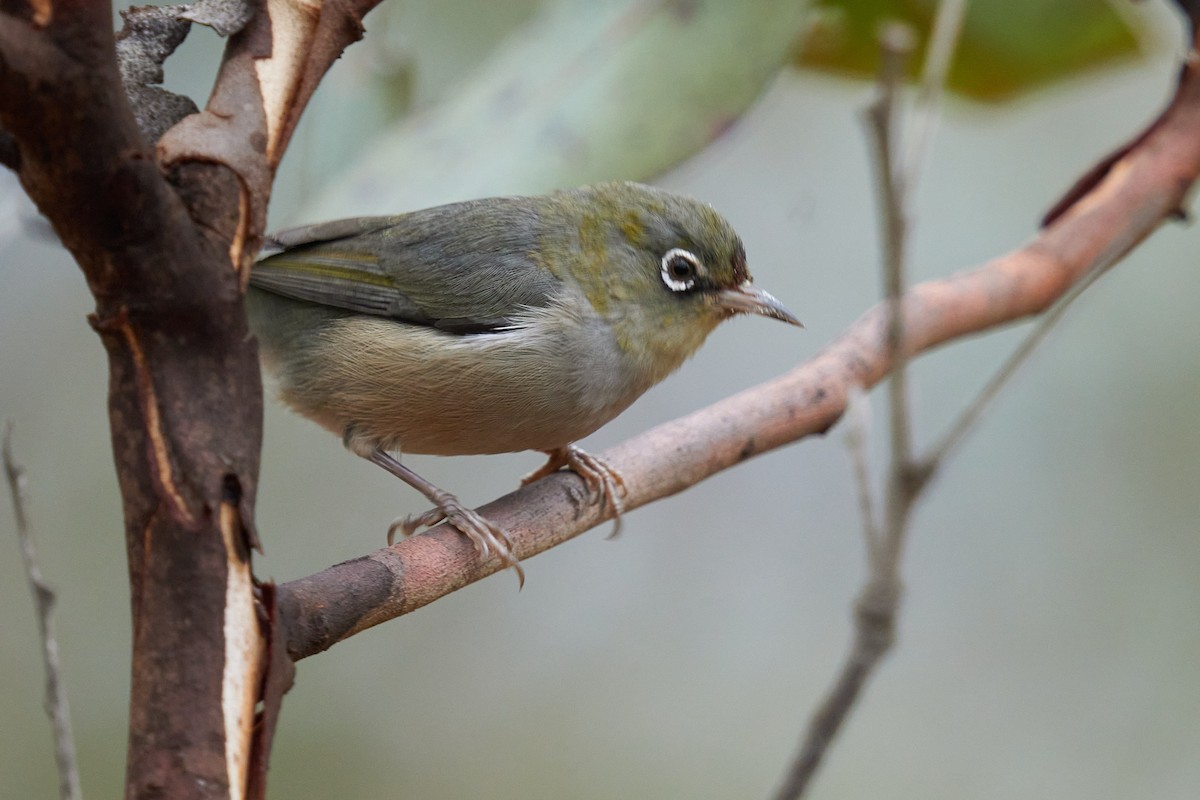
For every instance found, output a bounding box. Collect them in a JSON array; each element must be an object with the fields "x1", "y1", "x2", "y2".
[{"x1": 266, "y1": 311, "x2": 637, "y2": 457}]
